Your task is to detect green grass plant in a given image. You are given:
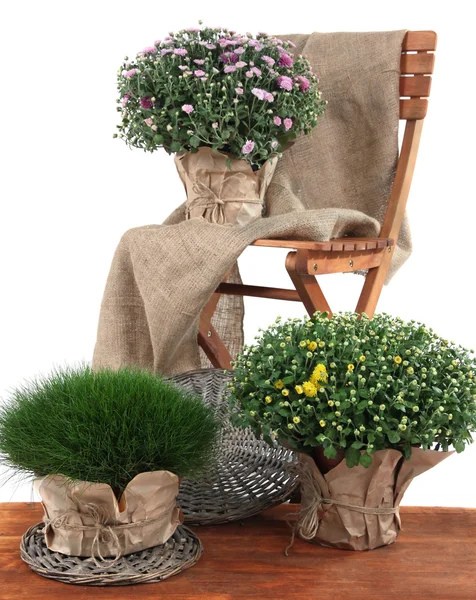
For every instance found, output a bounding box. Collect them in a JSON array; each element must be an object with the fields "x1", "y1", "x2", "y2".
[{"x1": 0, "y1": 366, "x2": 220, "y2": 496}]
